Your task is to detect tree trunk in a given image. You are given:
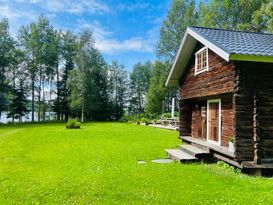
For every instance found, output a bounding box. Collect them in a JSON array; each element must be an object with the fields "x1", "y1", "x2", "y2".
[
  {"x1": 56, "y1": 63, "x2": 60, "y2": 121},
  {"x1": 42, "y1": 76, "x2": 45, "y2": 121},
  {"x1": 12, "y1": 68, "x2": 15, "y2": 123},
  {"x1": 31, "y1": 74, "x2": 35, "y2": 122},
  {"x1": 81, "y1": 103, "x2": 84, "y2": 122},
  {"x1": 138, "y1": 89, "x2": 142, "y2": 114},
  {"x1": 48, "y1": 75, "x2": 52, "y2": 121},
  {"x1": 38, "y1": 67, "x2": 42, "y2": 122}
]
